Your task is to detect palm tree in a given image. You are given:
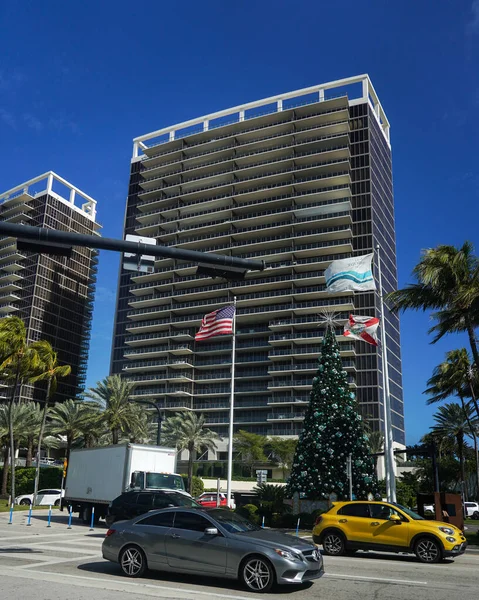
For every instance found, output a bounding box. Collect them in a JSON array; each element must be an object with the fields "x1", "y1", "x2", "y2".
[
  {"x1": 86, "y1": 375, "x2": 136, "y2": 444},
  {"x1": 431, "y1": 402, "x2": 475, "y2": 501},
  {"x1": 233, "y1": 430, "x2": 267, "y2": 477},
  {"x1": 29, "y1": 340, "x2": 71, "y2": 504},
  {"x1": 48, "y1": 399, "x2": 92, "y2": 464},
  {"x1": 367, "y1": 430, "x2": 385, "y2": 476},
  {"x1": 387, "y1": 242, "x2": 479, "y2": 369},
  {"x1": 268, "y1": 437, "x2": 297, "y2": 479},
  {"x1": 162, "y1": 412, "x2": 219, "y2": 494},
  {"x1": 0, "y1": 316, "x2": 40, "y2": 501},
  {"x1": 0, "y1": 404, "x2": 9, "y2": 495},
  {"x1": 425, "y1": 349, "x2": 479, "y2": 495}
]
